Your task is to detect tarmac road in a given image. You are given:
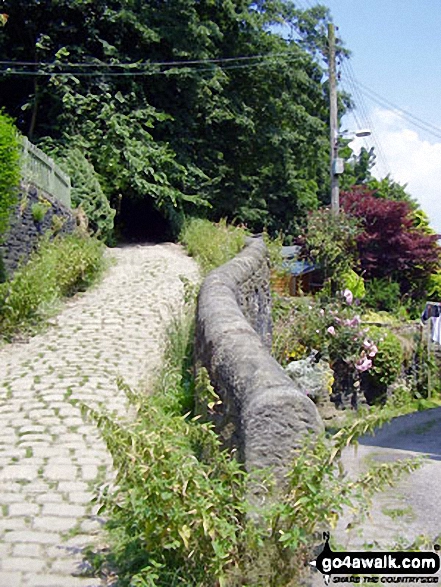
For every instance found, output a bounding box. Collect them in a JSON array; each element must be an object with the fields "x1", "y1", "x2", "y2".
[{"x1": 309, "y1": 407, "x2": 441, "y2": 586}]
